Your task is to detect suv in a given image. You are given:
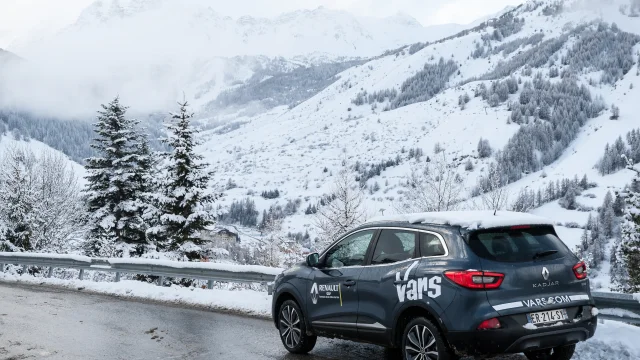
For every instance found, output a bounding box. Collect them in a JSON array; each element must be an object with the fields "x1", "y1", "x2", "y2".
[{"x1": 271, "y1": 212, "x2": 598, "y2": 360}]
